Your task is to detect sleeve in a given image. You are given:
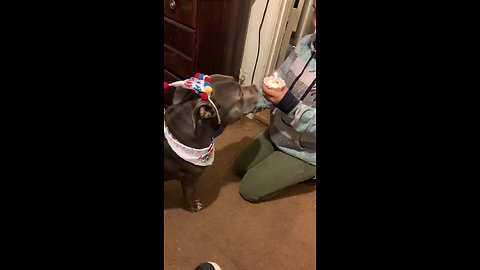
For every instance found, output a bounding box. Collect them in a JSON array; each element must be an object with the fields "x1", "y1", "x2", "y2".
[
  {"x1": 250, "y1": 34, "x2": 314, "y2": 118},
  {"x1": 275, "y1": 35, "x2": 316, "y2": 133}
]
